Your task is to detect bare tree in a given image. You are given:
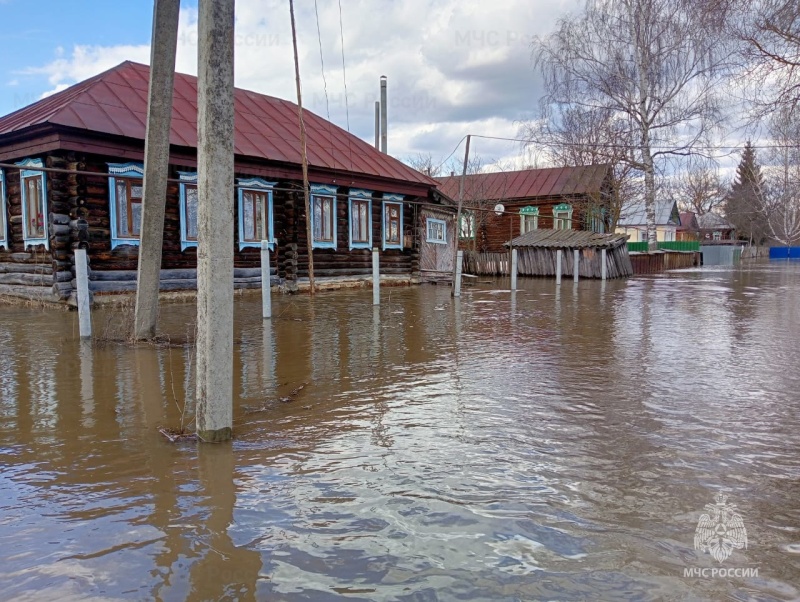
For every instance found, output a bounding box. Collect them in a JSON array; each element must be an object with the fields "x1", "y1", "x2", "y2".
[
  {"x1": 404, "y1": 152, "x2": 444, "y2": 177},
  {"x1": 735, "y1": 0, "x2": 800, "y2": 118},
  {"x1": 519, "y1": 105, "x2": 641, "y2": 229},
  {"x1": 535, "y1": 0, "x2": 732, "y2": 250},
  {"x1": 763, "y1": 108, "x2": 800, "y2": 245},
  {"x1": 672, "y1": 156, "x2": 728, "y2": 215}
]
